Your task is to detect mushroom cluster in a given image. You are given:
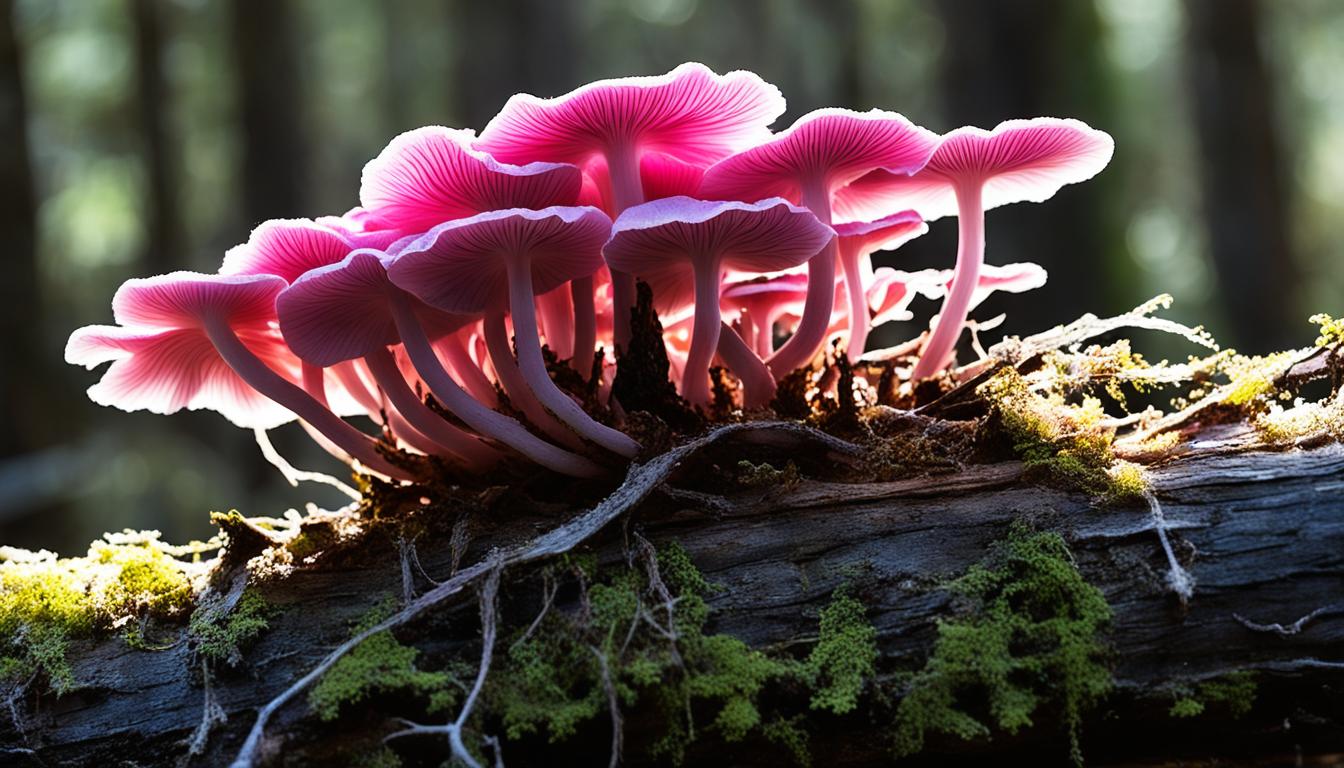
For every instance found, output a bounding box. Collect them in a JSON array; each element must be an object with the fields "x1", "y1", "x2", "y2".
[{"x1": 67, "y1": 63, "x2": 1113, "y2": 481}]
